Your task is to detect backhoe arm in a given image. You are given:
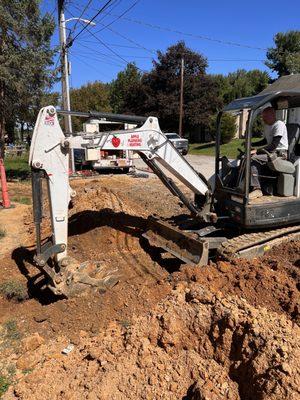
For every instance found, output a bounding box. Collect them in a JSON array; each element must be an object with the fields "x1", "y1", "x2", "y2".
[{"x1": 29, "y1": 106, "x2": 211, "y2": 295}]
